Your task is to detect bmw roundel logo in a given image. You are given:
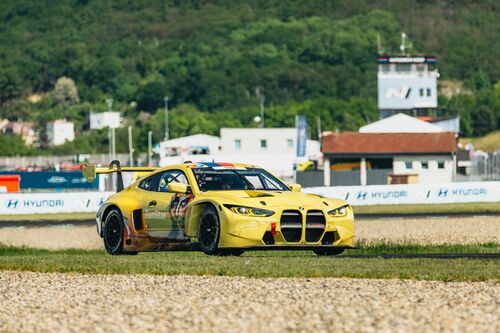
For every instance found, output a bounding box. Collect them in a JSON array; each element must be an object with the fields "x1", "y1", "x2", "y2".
[{"x1": 299, "y1": 207, "x2": 304, "y2": 211}]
